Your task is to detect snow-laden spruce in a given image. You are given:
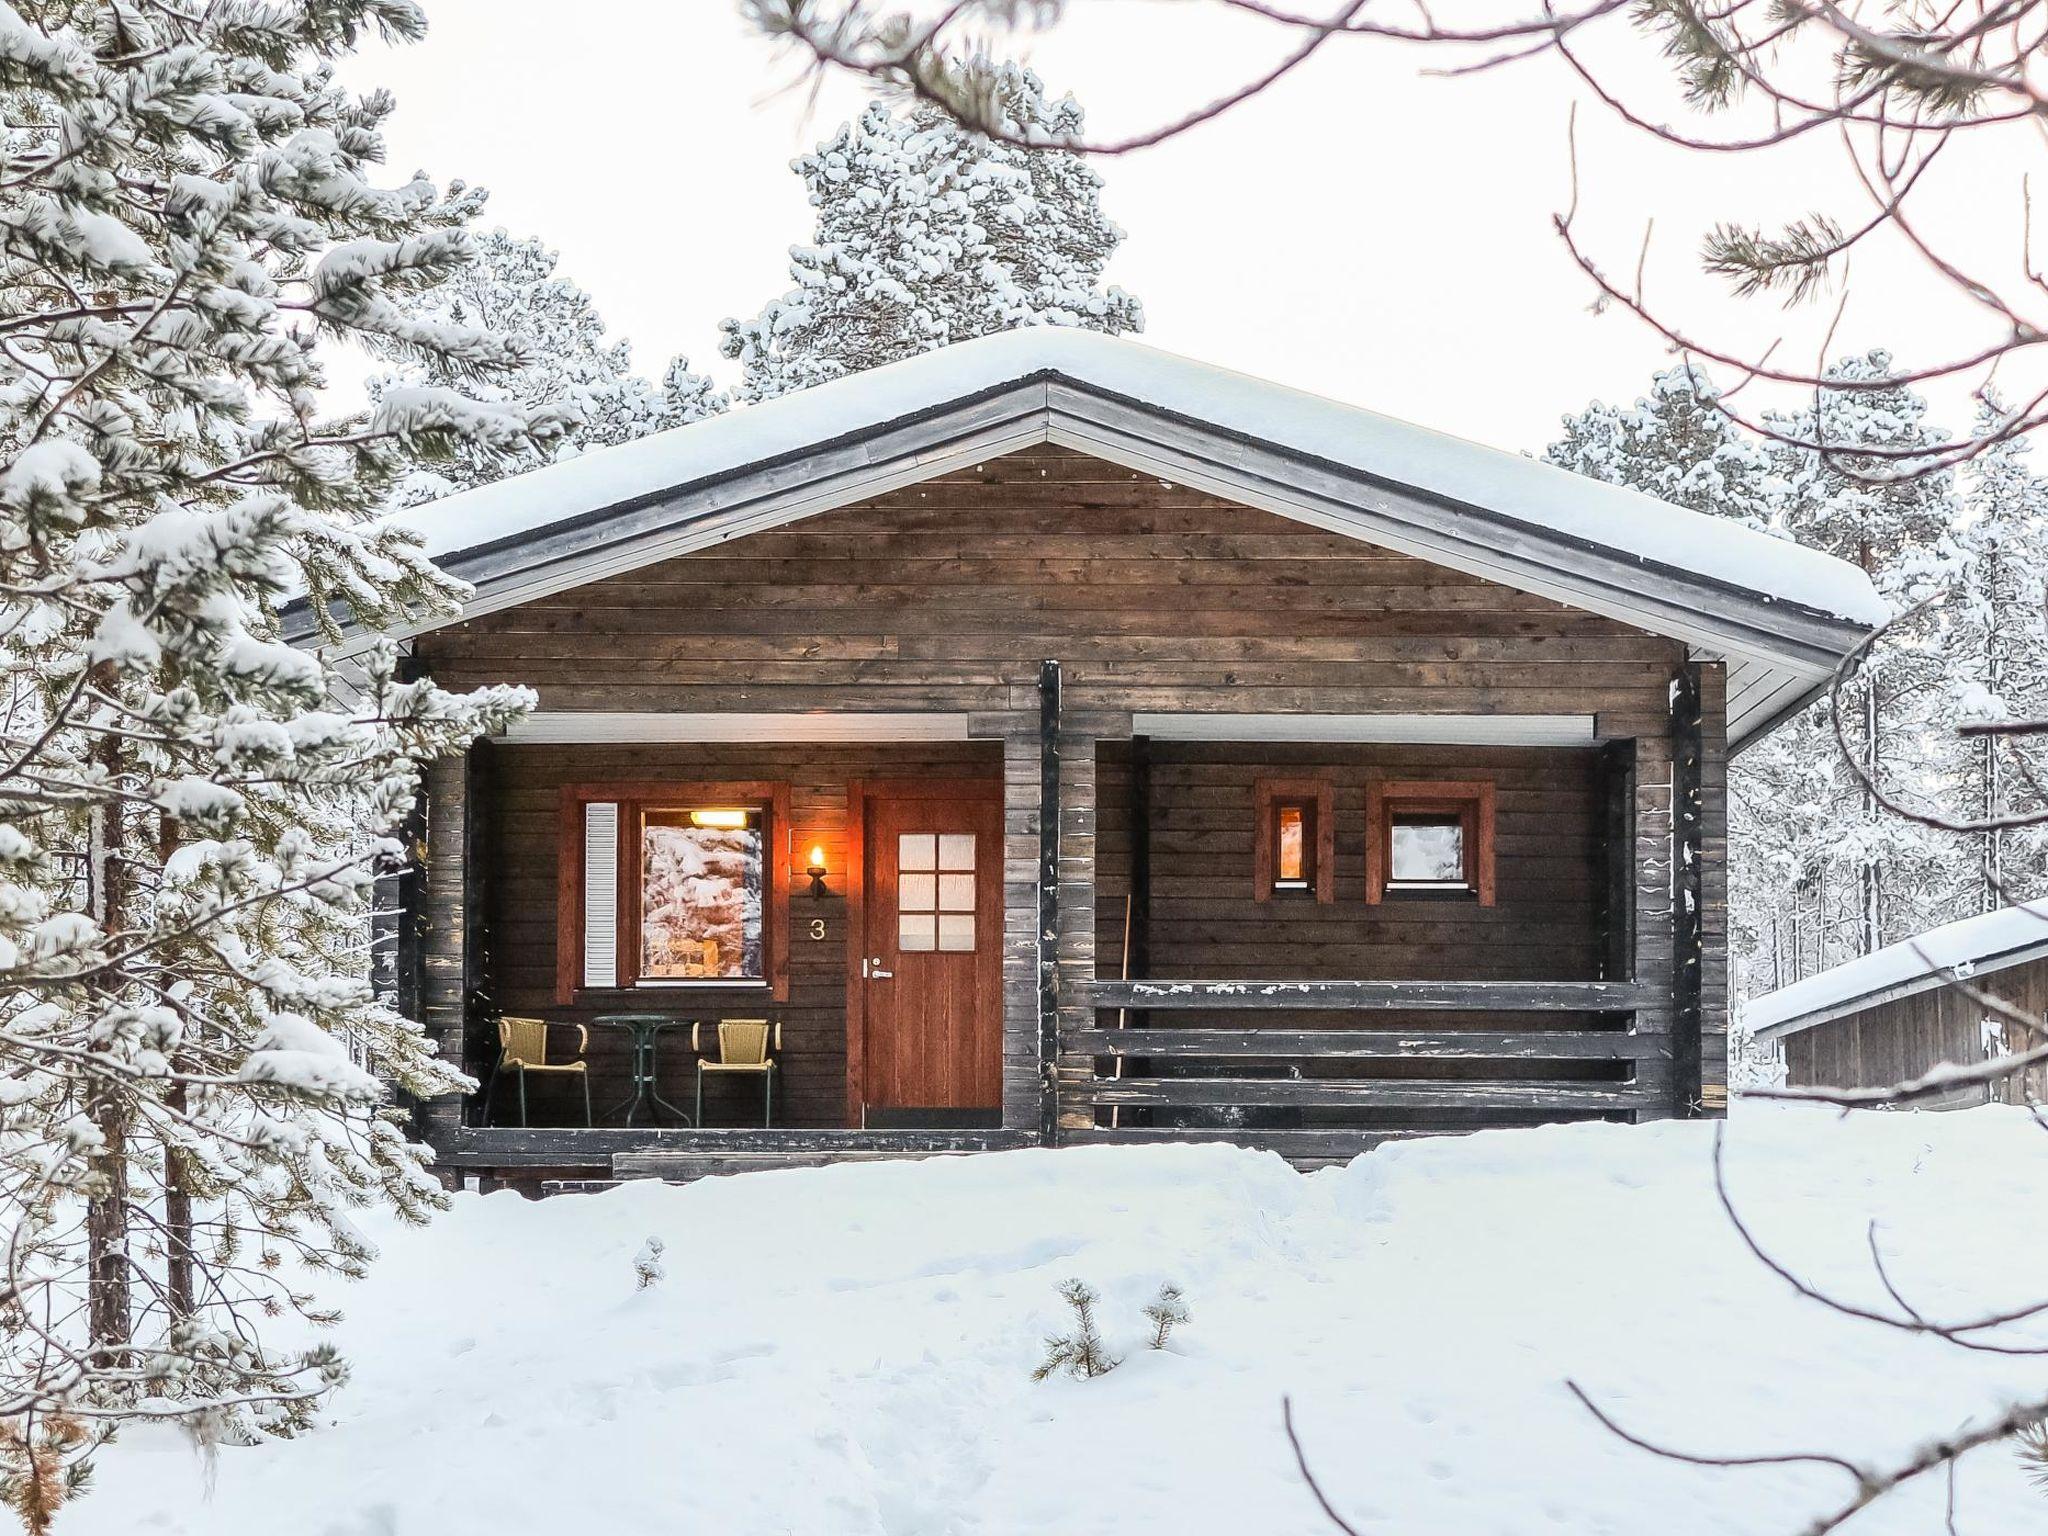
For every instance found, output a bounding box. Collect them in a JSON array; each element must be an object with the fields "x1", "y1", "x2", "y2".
[
  {"x1": 371, "y1": 222, "x2": 726, "y2": 504},
  {"x1": 0, "y1": 5, "x2": 548, "y2": 1528},
  {"x1": 1549, "y1": 353, "x2": 2048, "y2": 1011},
  {"x1": 720, "y1": 61, "x2": 1142, "y2": 401}
]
